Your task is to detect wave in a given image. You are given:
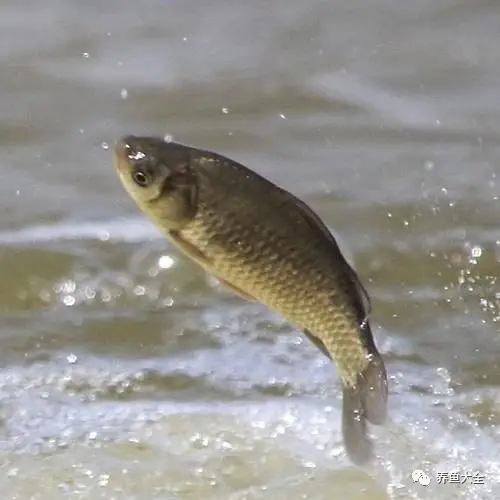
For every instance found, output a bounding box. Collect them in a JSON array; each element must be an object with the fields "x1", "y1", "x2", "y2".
[{"x1": 0, "y1": 217, "x2": 161, "y2": 246}]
